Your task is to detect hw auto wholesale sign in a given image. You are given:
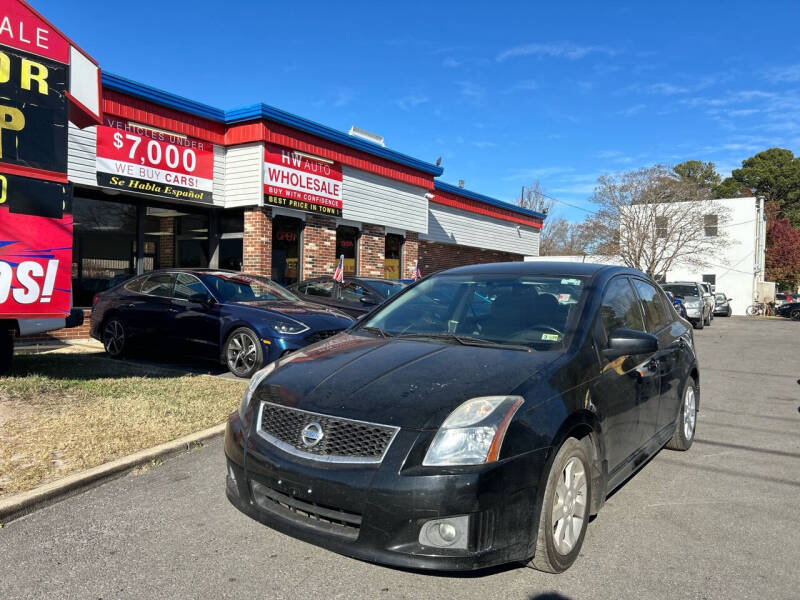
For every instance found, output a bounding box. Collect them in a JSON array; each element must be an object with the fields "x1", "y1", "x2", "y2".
[
  {"x1": 264, "y1": 143, "x2": 343, "y2": 216},
  {"x1": 0, "y1": 0, "x2": 74, "y2": 318},
  {"x1": 96, "y1": 120, "x2": 215, "y2": 202}
]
